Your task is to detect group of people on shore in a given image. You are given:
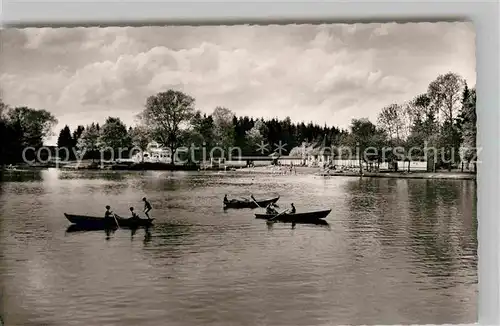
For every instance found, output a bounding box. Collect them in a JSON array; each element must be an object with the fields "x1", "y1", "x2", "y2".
[
  {"x1": 271, "y1": 164, "x2": 297, "y2": 175},
  {"x1": 104, "y1": 197, "x2": 153, "y2": 222}
]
